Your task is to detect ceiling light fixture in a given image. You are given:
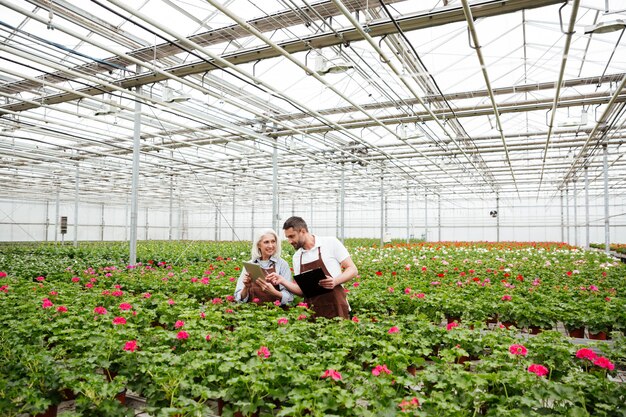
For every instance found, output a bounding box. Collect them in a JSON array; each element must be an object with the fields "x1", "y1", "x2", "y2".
[
  {"x1": 93, "y1": 102, "x2": 119, "y2": 116},
  {"x1": 163, "y1": 86, "x2": 191, "y2": 103},
  {"x1": 584, "y1": 19, "x2": 626, "y2": 34},
  {"x1": 315, "y1": 55, "x2": 354, "y2": 75}
]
